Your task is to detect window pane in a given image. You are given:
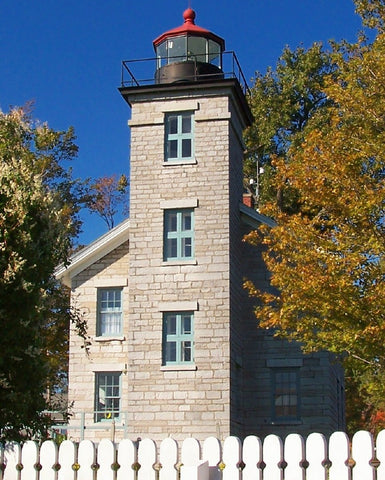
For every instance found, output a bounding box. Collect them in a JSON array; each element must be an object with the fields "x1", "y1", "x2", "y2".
[
  {"x1": 166, "y1": 315, "x2": 177, "y2": 335},
  {"x1": 208, "y1": 40, "x2": 221, "y2": 66},
  {"x1": 168, "y1": 36, "x2": 186, "y2": 62},
  {"x1": 168, "y1": 115, "x2": 178, "y2": 134},
  {"x1": 182, "y1": 237, "x2": 192, "y2": 257},
  {"x1": 156, "y1": 41, "x2": 167, "y2": 67},
  {"x1": 182, "y1": 114, "x2": 191, "y2": 133},
  {"x1": 187, "y1": 36, "x2": 207, "y2": 63},
  {"x1": 167, "y1": 238, "x2": 178, "y2": 258},
  {"x1": 166, "y1": 342, "x2": 177, "y2": 362},
  {"x1": 182, "y1": 341, "x2": 191, "y2": 362},
  {"x1": 167, "y1": 212, "x2": 178, "y2": 232},
  {"x1": 182, "y1": 315, "x2": 191, "y2": 334},
  {"x1": 182, "y1": 139, "x2": 191, "y2": 158},
  {"x1": 168, "y1": 140, "x2": 178, "y2": 158},
  {"x1": 100, "y1": 313, "x2": 121, "y2": 335},
  {"x1": 182, "y1": 211, "x2": 192, "y2": 230}
]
